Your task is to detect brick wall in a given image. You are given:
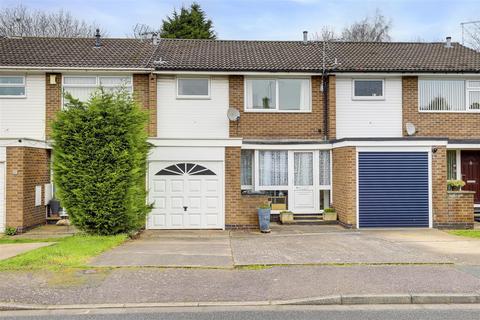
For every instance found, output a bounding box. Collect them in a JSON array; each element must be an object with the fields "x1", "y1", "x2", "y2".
[
  {"x1": 434, "y1": 191, "x2": 475, "y2": 229},
  {"x1": 228, "y1": 75, "x2": 324, "y2": 139},
  {"x1": 332, "y1": 147, "x2": 356, "y2": 227},
  {"x1": 45, "y1": 73, "x2": 62, "y2": 139},
  {"x1": 5, "y1": 147, "x2": 50, "y2": 232},
  {"x1": 431, "y1": 146, "x2": 448, "y2": 226},
  {"x1": 133, "y1": 73, "x2": 157, "y2": 137},
  {"x1": 327, "y1": 75, "x2": 336, "y2": 140},
  {"x1": 403, "y1": 76, "x2": 480, "y2": 139}
]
